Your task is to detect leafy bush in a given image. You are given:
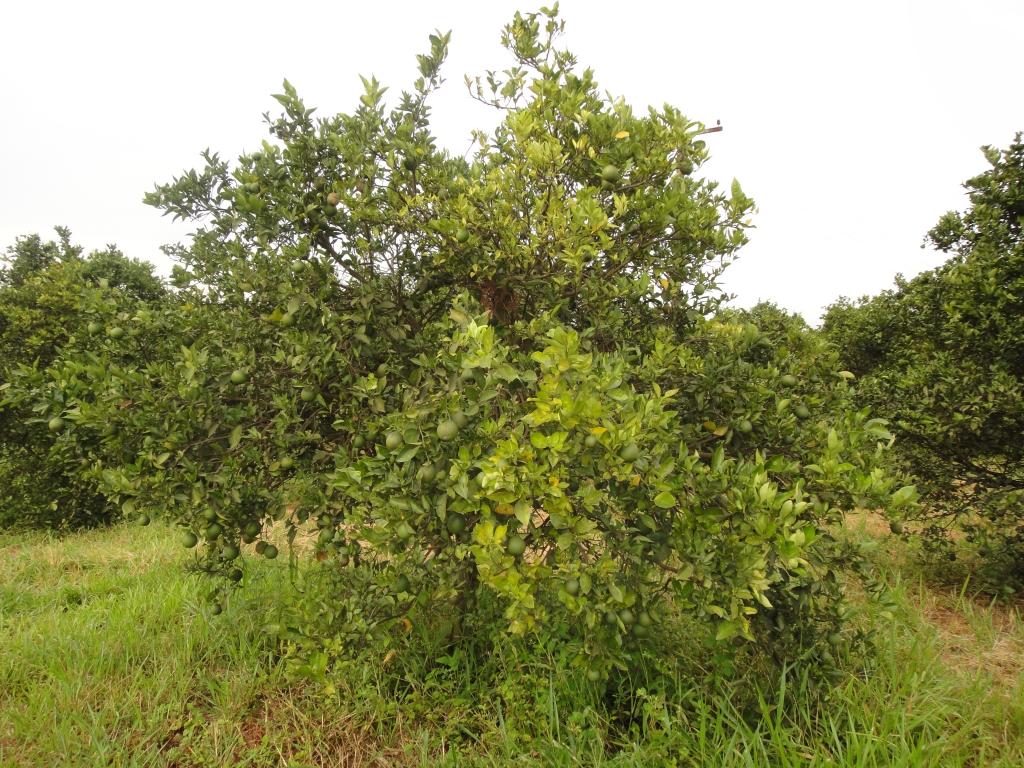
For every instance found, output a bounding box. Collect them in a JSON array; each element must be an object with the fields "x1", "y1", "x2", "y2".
[
  {"x1": 823, "y1": 134, "x2": 1024, "y2": 588},
  {"x1": 0, "y1": 229, "x2": 164, "y2": 529},
  {"x1": 8, "y1": 10, "x2": 902, "y2": 679}
]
